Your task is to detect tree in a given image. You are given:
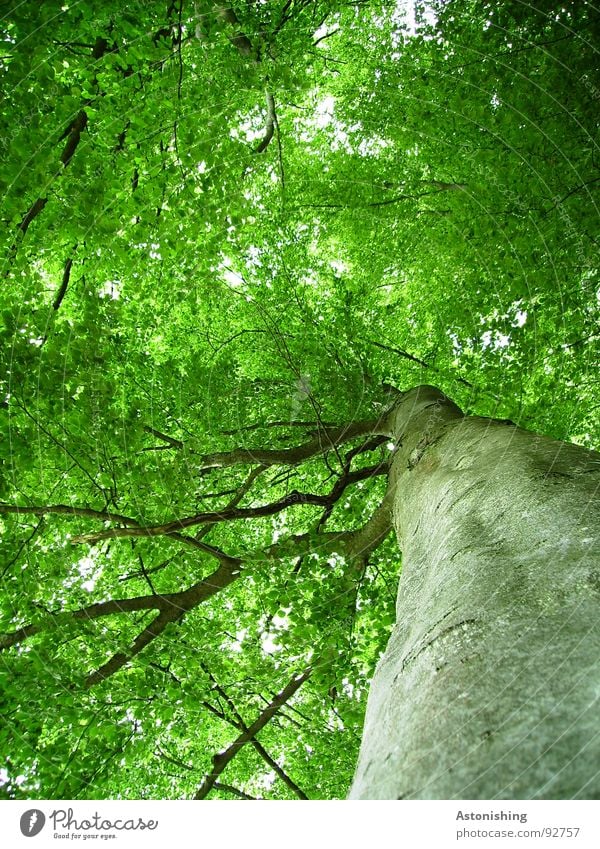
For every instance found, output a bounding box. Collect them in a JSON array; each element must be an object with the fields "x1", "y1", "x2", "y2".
[
  {"x1": 350, "y1": 385, "x2": 600, "y2": 799},
  {"x1": 0, "y1": 0, "x2": 599, "y2": 799}
]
